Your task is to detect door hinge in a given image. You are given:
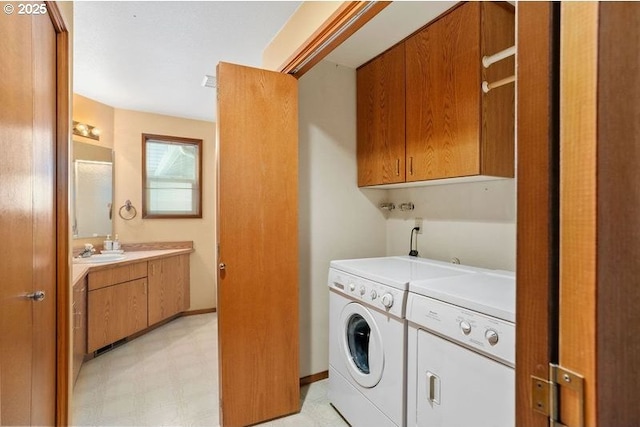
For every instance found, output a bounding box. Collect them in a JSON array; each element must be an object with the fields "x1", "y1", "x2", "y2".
[{"x1": 531, "y1": 364, "x2": 584, "y2": 427}]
